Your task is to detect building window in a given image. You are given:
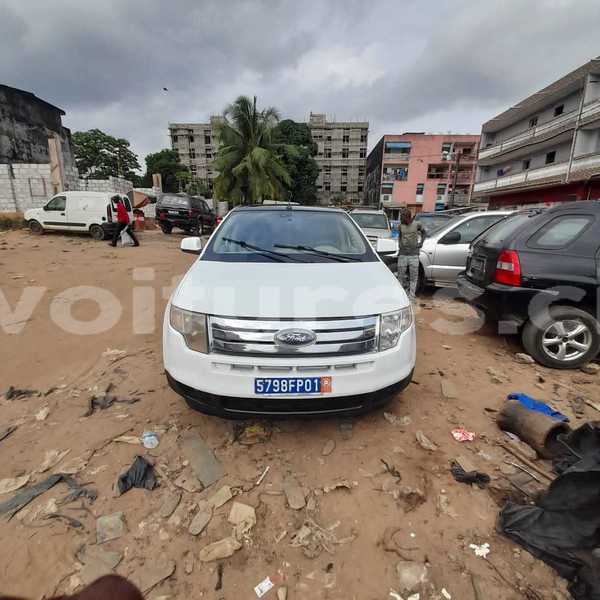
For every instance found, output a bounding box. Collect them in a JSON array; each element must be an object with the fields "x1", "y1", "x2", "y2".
[
  {"x1": 324, "y1": 166, "x2": 331, "y2": 173},
  {"x1": 341, "y1": 168, "x2": 348, "y2": 176},
  {"x1": 361, "y1": 133, "x2": 367, "y2": 143},
  {"x1": 381, "y1": 183, "x2": 393, "y2": 194},
  {"x1": 462, "y1": 147, "x2": 473, "y2": 156},
  {"x1": 342, "y1": 148, "x2": 349, "y2": 159},
  {"x1": 326, "y1": 135, "x2": 332, "y2": 141},
  {"x1": 343, "y1": 135, "x2": 349, "y2": 143},
  {"x1": 190, "y1": 165, "x2": 197, "y2": 174},
  {"x1": 324, "y1": 149, "x2": 332, "y2": 158},
  {"x1": 416, "y1": 183, "x2": 424, "y2": 195},
  {"x1": 204, "y1": 135, "x2": 211, "y2": 145},
  {"x1": 358, "y1": 167, "x2": 365, "y2": 176},
  {"x1": 545, "y1": 151, "x2": 556, "y2": 164},
  {"x1": 172, "y1": 135, "x2": 178, "y2": 142},
  {"x1": 441, "y1": 142, "x2": 452, "y2": 156},
  {"x1": 554, "y1": 104, "x2": 564, "y2": 117},
  {"x1": 437, "y1": 184, "x2": 447, "y2": 195},
  {"x1": 189, "y1": 135, "x2": 194, "y2": 143},
  {"x1": 206, "y1": 152, "x2": 212, "y2": 159},
  {"x1": 341, "y1": 184, "x2": 347, "y2": 192},
  {"x1": 360, "y1": 148, "x2": 366, "y2": 158},
  {"x1": 358, "y1": 184, "x2": 363, "y2": 192},
  {"x1": 522, "y1": 159, "x2": 531, "y2": 170},
  {"x1": 324, "y1": 183, "x2": 331, "y2": 191},
  {"x1": 529, "y1": 116, "x2": 538, "y2": 128},
  {"x1": 384, "y1": 141, "x2": 411, "y2": 155},
  {"x1": 189, "y1": 149, "x2": 196, "y2": 159}
]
